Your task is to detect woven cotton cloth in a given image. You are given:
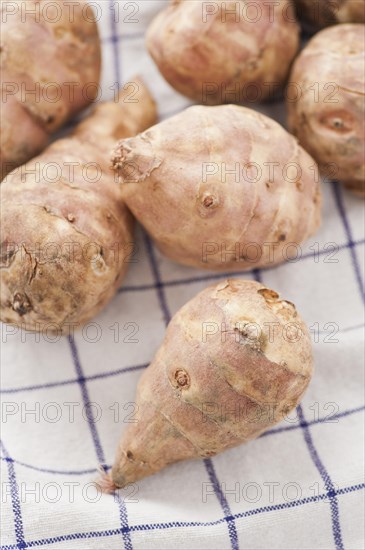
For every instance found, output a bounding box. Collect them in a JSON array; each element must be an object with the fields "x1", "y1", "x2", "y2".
[{"x1": 1, "y1": 2, "x2": 365, "y2": 549}]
